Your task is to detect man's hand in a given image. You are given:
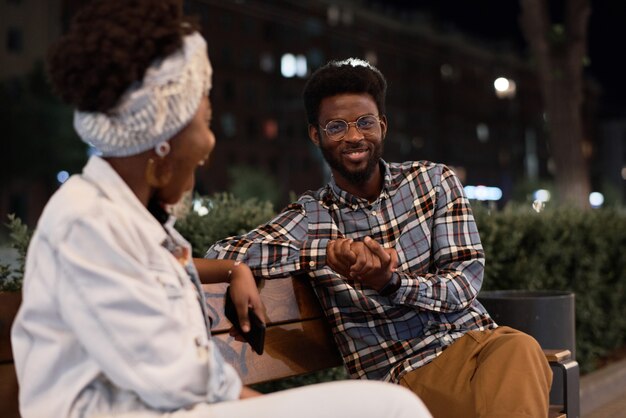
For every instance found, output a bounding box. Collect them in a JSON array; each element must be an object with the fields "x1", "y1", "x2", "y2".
[
  {"x1": 228, "y1": 263, "x2": 266, "y2": 335},
  {"x1": 326, "y1": 236, "x2": 398, "y2": 292},
  {"x1": 349, "y1": 237, "x2": 398, "y2": 291},
  {"x1": 326, "y1": 238, "x2": 356, "y2": 278}
]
